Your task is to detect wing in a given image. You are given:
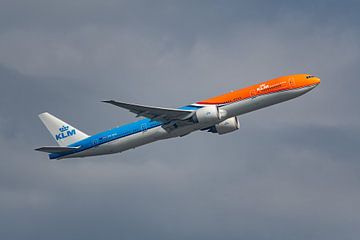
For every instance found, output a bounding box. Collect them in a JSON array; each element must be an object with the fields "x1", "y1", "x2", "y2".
[{"x1": 102, "y1": 100, "x2": 194, "y2": 123}]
